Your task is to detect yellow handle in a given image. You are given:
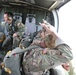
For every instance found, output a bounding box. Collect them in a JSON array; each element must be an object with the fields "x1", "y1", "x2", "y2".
[
  {"x1": 5, "y1": 67, "x2": 12, "y2": 74},
  {"x1": 1, "y1": 62, "x2": 12, "y2": 74},
  {"x1": 6, "y1": 51, "x2": 12, "y2": 55}
]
